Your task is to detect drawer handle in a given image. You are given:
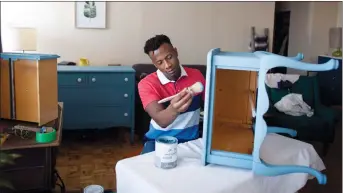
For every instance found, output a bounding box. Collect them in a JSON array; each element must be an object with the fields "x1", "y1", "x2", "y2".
[
  {"x1": 91, "y1": 77, "x2": 96, "y2": 82},
  {"x1": 124, "y1": 113, "x2": 128, "y2": 116},
  {"x1": 77, "y1": 78, "x2": 82, "y2": 82},
  {"x1": 124, "y1": 93, "x2": 128, "y2": 97},
  {"x1": 124, "y1": 78, "x2": 128, "y2": 82}
]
